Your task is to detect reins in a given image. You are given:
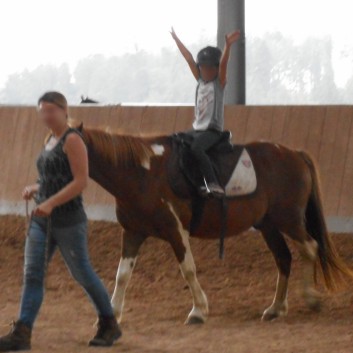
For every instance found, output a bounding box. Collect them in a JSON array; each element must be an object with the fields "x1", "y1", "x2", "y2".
[
  {"x1": 25, "y1": 199, "x2": 31, "y2": 237},
  {"x1": 44, "y1": 216, "x2": 52, "y2": 279},
  {"x1": 25, "y1": 199, "x2": 52, "y2": 282}
]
